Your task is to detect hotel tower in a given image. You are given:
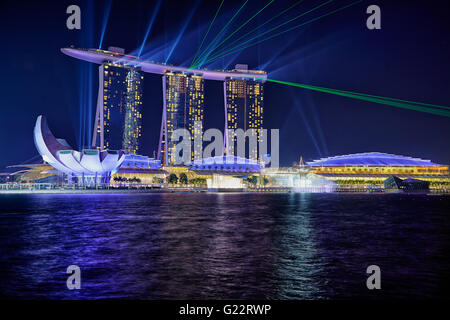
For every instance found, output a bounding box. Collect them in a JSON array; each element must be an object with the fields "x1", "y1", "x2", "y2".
[
  {"x1": 158, "y1": 71, "x2": 204, "y2": 166},
  {"x1": 61, "y1": 47, "x2": 267, "y2": 163},
  {"x1": 91, "y1": 48, "x2": 144, "y2": 154},
  {"x1": 224, "y1": 64, "x2": 264, "y2": 160}
]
